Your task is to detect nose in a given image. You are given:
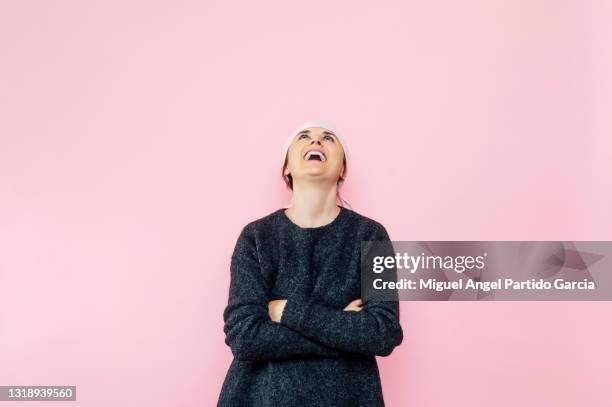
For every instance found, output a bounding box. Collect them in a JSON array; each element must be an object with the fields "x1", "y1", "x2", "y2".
[{"x1": 310, "y1": 139, "x2": 322, "y2": 146}]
